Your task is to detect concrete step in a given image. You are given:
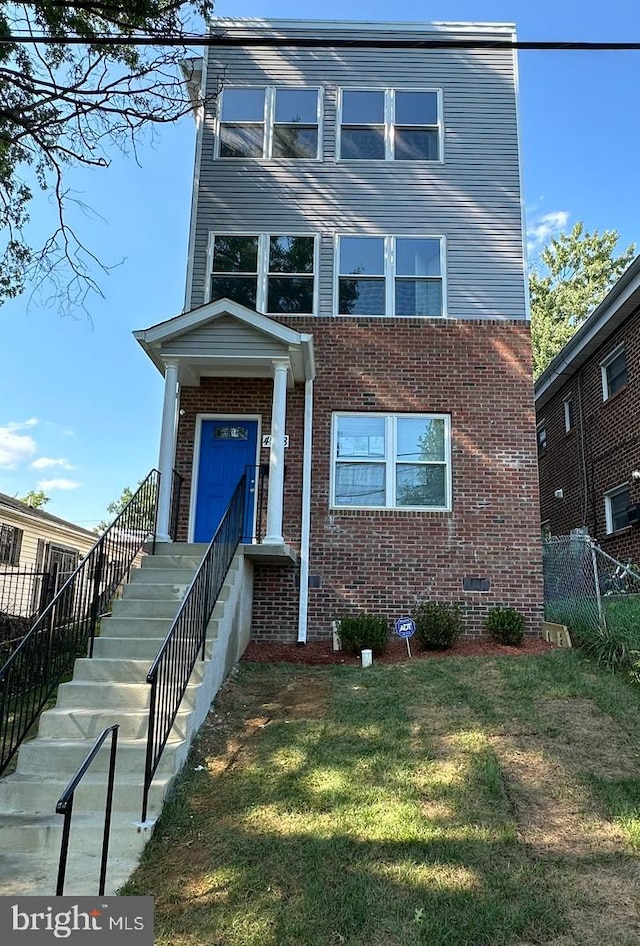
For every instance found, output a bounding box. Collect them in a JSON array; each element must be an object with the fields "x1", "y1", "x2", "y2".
[
  {"x1": 97, "y1": 616, "x2": 174, "y2": 638},
  {"x1": 0, "y1": 772, "x2": 169, "y2": 818},
  {"x1": 0, "y1": 848, "x2": 144, "y2": 896},
  {"x1": 17, "y1": 736, "x2": 181, "y2": 777},
  {"x1": 38, "y1": 707, "x2": 191, "y2": 741},
  {"x1": 0, "y1": 811, "x2": 151, "y2": 858},
  {"x1": 92, "y1": 637, "x2": 167, "y2": 660},
  {"x1": 72, "y1": 658, "x2": 205, "y2": 686},
  {"x1": 130, "y1": 567, "x2": 197, "y2": 585},
  {"x1": 141, "y1": 553, "x2": 204, "y2": 570},
  {"x1": 110, "y1": 598, "x2": 182, "y2": 619},
  {"x1": 147, "y1": 543, "x2": 207, "y2": 556},
  {"x1": 121, "y1": 582, "x2": 190, "y2": 602},
  {"x1": 54, "y1": 680, "x2": 199, "y2": 711}
]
